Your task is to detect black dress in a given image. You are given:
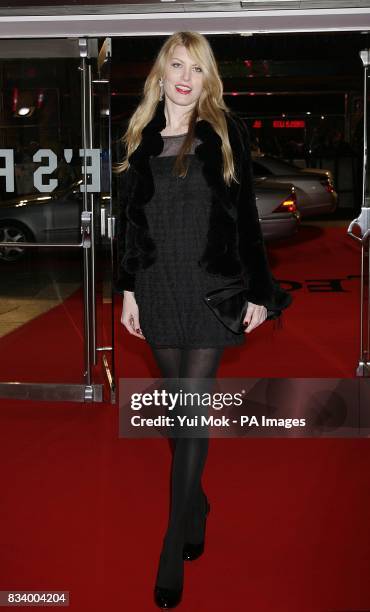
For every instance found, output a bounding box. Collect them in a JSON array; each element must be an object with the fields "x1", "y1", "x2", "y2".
[{"x1": 134, "y1": 133, "x2": 245, "y2": 349}]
